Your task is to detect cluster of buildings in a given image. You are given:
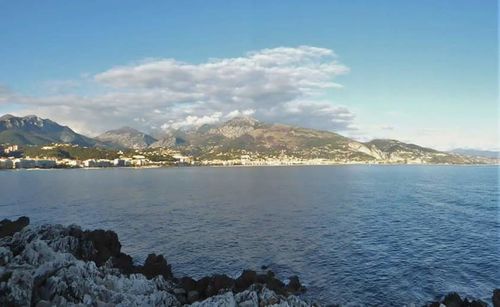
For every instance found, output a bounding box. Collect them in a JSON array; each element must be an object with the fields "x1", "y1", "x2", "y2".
[
  {"x1": 0, "y1": 156, "x2": 153, "y2": 170},
  {"x1": 0, "y1": 158, "x2": 56, "y2": 169},
  {"x1": 0, "y1": 144, "x2": 19, "y2": 155},
  {"x1": 82, "y1": 156, "x2": 149, "y2": 168},
  {"x1": 0, "y1": 147, "x2": 194, "y2": 170}
]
